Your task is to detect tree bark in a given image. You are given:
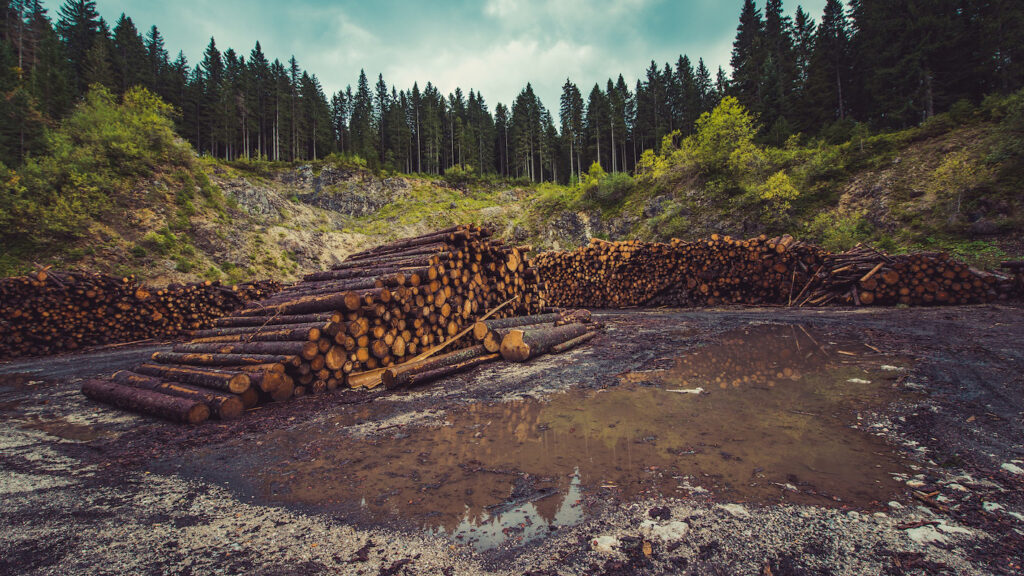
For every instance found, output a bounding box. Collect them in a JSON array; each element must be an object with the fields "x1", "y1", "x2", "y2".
[
  {"x1": 134, "y1": 364, "x2": 252, "y2": 394},
  {"x1": 111, "y1": 371, "x2": 243, "y2": 420},
  {"x1": 82, "y1": 379, "x2": 209, "y2": 424},
  {"x1": 500, "y1": 323, "x2": 590, "y2": 362}
]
